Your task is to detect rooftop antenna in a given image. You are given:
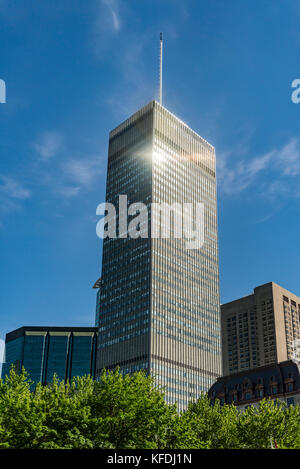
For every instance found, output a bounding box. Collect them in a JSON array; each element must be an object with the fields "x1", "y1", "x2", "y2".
[{"x1": 159, "y1": 32, "x2": 163, "y2": 105}]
